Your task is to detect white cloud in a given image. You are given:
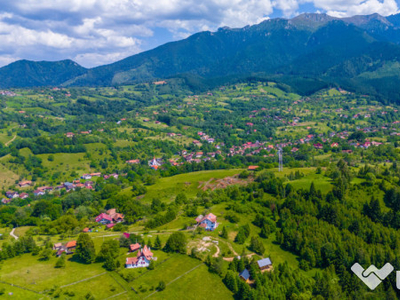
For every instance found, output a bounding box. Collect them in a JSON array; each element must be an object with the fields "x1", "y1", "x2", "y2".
[
  {"x1": 74, "y1": 49, "x2": 141, "y2": 67},
  {"x1": 322, "y1": 0, "x2": 399, "y2": 17},
  {"x1": 0, "y1": 55, "x2": 21, "y2": 67},
  {"x1": 0, "y1": 0, "x2": 399, "y2": 68}
]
